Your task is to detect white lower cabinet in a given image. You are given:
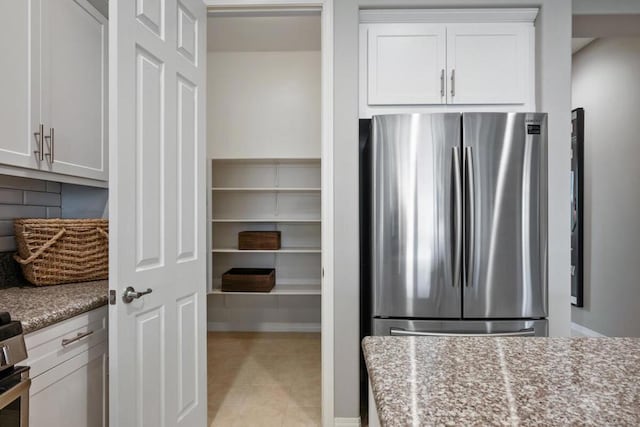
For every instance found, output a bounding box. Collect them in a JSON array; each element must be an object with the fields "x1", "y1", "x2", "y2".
[
  {"x1": 24, "y1": 307, "x2": 108, "y2": 427},
  {"x1": 30, "y1": 342, "x2": 107, "y2": 427}
]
